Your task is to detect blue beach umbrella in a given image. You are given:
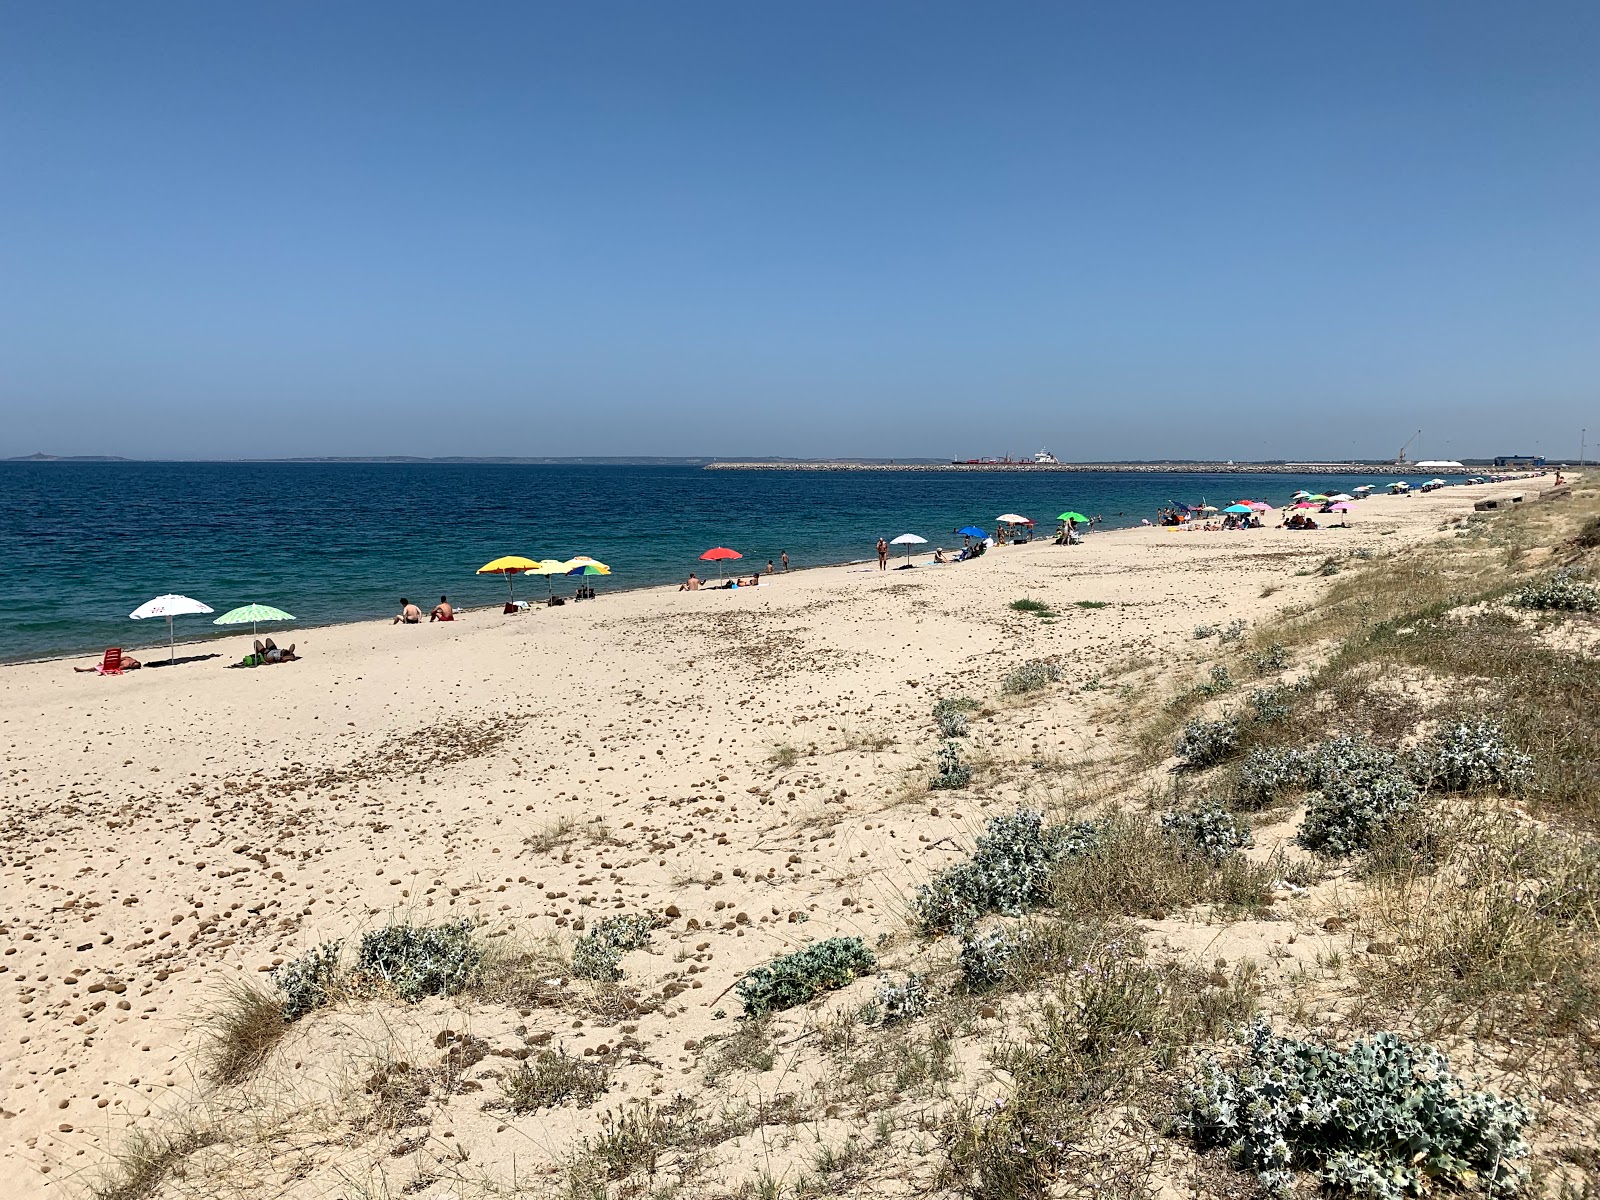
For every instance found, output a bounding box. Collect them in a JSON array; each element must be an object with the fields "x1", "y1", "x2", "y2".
[
  {"x1": 1223, "y1": 504, "x2": 1254, "y2": 514},
  {"x1": 956, "y1": 525, "x2": 988, "y2": 538}
]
